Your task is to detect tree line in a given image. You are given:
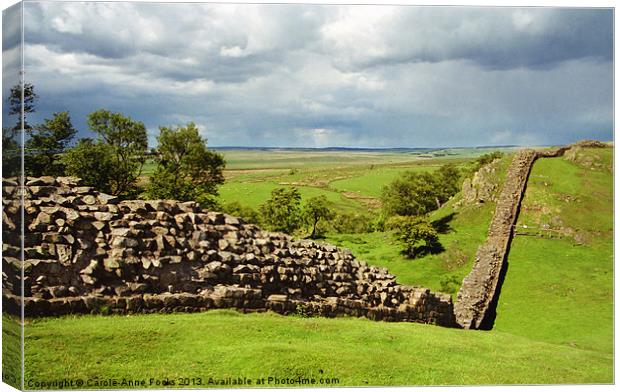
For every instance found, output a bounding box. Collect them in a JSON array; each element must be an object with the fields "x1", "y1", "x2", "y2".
[
  {"x1": 2, "y1": 83, "x2": 225, "y2": 206},
  {"x1": 234, "y1": 152, "x2": 502, "y2": 254},
  {"x1": 3, "y1": 83, "x2": 503, "y2": 255}
]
